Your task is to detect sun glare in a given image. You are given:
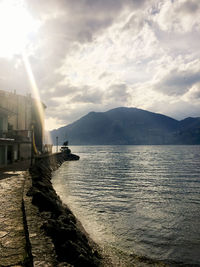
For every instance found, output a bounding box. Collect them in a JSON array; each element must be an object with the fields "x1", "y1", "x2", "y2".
[
  {"x1": 0, "y1": 0, "x2": 39, "y2": 58},
  {"x1": 0, "y1": 0, "x2": 44, "y2": 128}
]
